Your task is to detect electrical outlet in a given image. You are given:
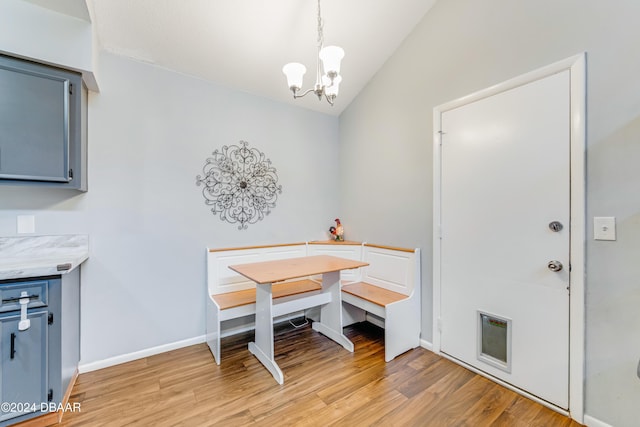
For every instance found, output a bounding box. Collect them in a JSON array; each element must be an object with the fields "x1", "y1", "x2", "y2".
[{"x1": 17, "y1": 215, "x2": 35, "y2": 234}]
